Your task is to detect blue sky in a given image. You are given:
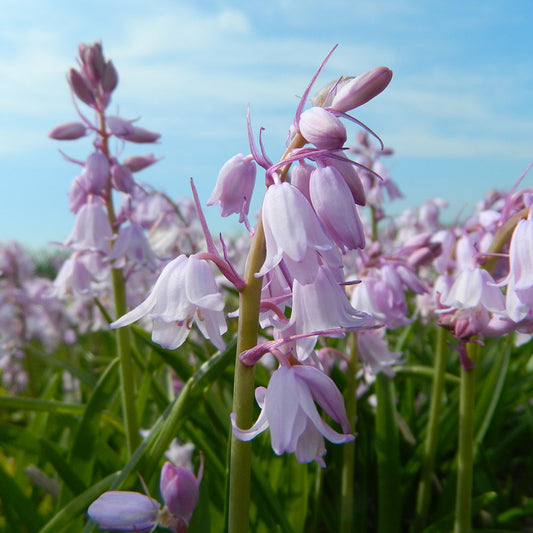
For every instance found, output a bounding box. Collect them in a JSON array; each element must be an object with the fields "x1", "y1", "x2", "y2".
[{"x1": 1, "y1": 0, "x2": 533, "y2": 248}]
